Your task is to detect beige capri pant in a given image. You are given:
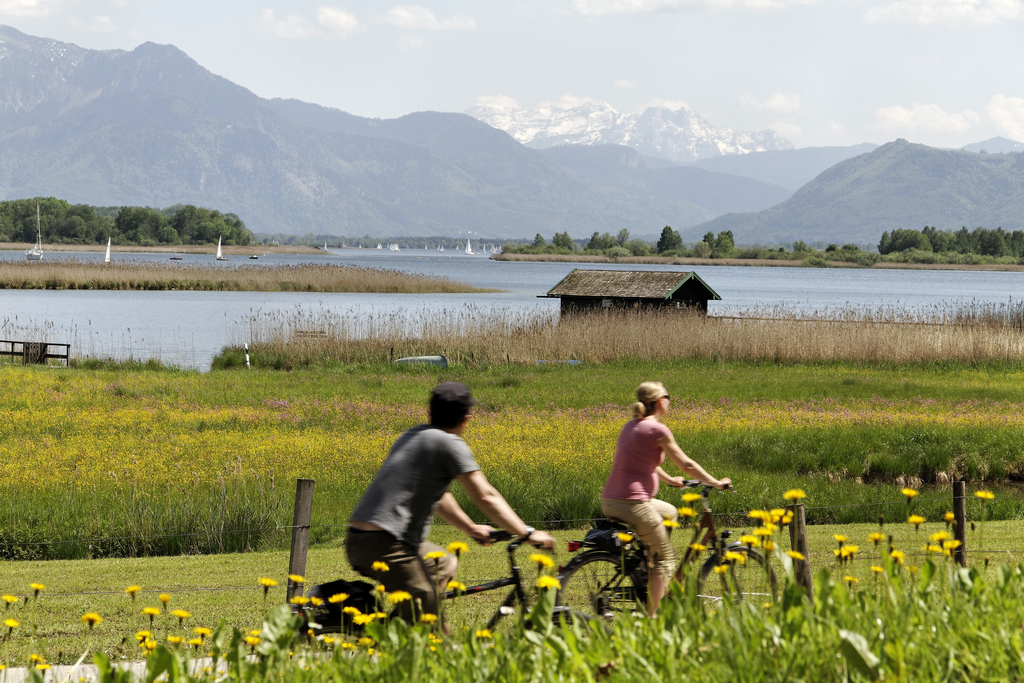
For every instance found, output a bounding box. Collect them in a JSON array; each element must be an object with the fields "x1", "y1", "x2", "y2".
[{"x1": 601, "y1": 497, "x2": 679, "y2": 578}]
